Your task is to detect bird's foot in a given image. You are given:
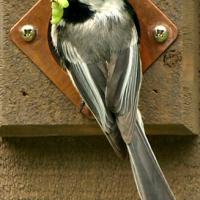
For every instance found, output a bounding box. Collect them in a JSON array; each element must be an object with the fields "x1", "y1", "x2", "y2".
[{"x1": 79, "y1": 100, "x2": 86, "y2": 113}]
